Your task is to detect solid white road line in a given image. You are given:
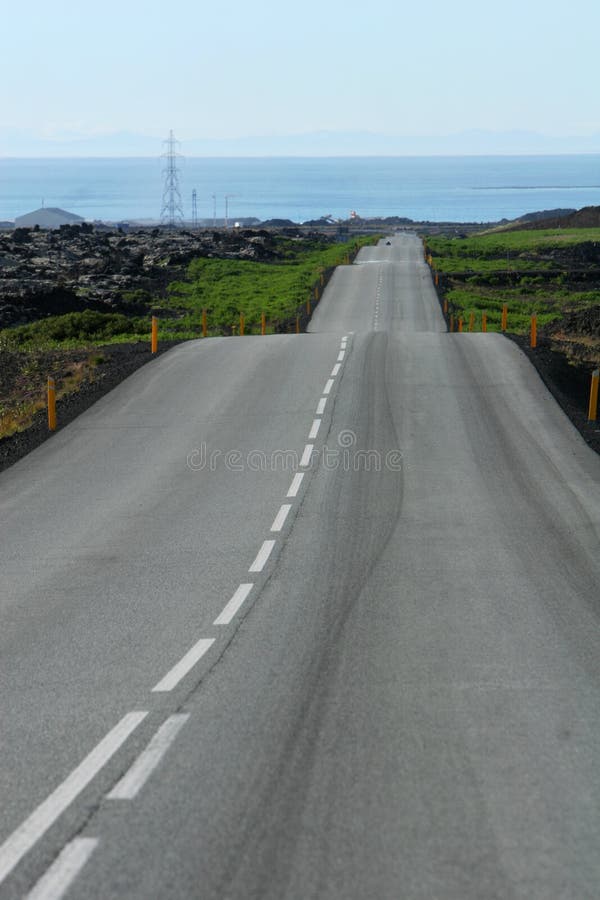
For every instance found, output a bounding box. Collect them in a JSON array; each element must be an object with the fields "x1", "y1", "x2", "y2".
[
  {"x1": 0, "y1": 713, "x2": 147, "y2": 887},
  {"x1": 331, "y1": 364, "x2": 341, "y2": 377},
  {"x1": 26, "y1": 838, "x2": 99, "y2": 900},
  {"x1": 214, "y1": 583, "x2": 254, "y2": 625},
  {"x1": 316, "y1": 398, "x2": 327, "y2": 415},
  {"x1": 323, "y1": 379, "x2": 334, "y2": 395},
  {"x1": 287, "y1": 473, "x2": 304, "y2": 497},
  {"x1": 337, "y1": 351, "x2": 345, "y2": 362},
  {"x1": 270, "y1": 504, "x2": 292, "y2": 533},
  {"x1": 152, "y1": 639, "x2": 215, "y2": 692},
  {"x1": 108, "y1": 715, "x2": 190, "y2": 800},
  {"x1": 249, "y1": 540, "x2": 276, "y2": 573},
  {"x1": 300, "y1": 444, "x2": 314, "y2": 467},
  {"x1": 309, "y1": 419, "x2": 321, "y2": 440}
]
